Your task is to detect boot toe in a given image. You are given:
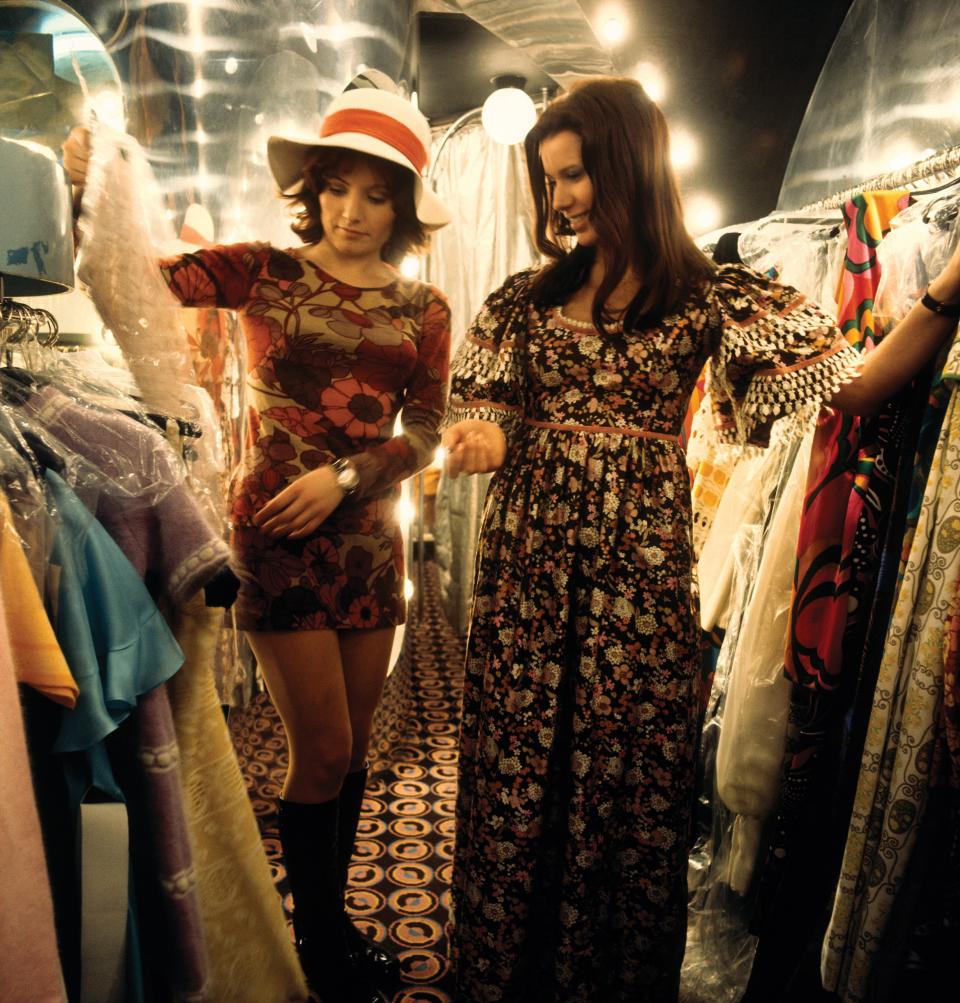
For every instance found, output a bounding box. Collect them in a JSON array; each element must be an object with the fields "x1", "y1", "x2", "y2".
[{"x1": 345, "y1": 921, "x2": 401, "y2": 983}]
